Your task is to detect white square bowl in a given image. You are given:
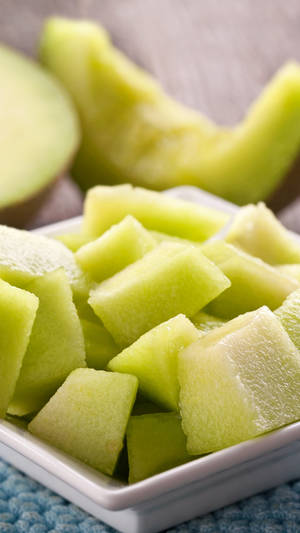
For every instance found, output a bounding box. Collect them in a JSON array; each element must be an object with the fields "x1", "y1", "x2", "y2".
[{"x1": 1, "y1": 186, "x2": 300, "y2": 533}]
